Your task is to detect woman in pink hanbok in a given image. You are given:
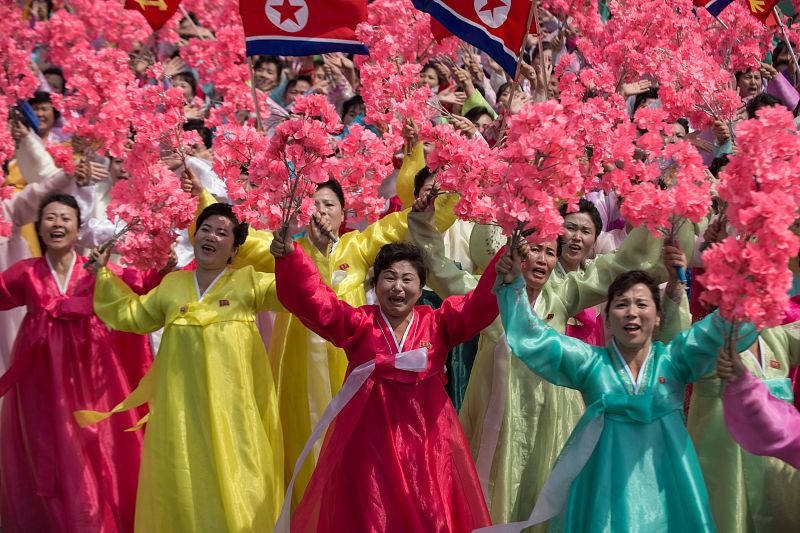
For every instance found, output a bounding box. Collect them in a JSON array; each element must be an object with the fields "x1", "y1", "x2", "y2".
[{"x1": 0, "y1": 193, "x2": 160, "y2": 533}]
